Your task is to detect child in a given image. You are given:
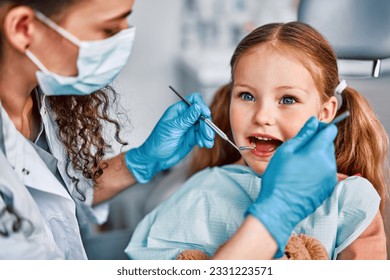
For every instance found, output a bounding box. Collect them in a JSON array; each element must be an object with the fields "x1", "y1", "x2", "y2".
[{"x1": 125, "y1": 22, "x2": 389, "y2": 260}]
